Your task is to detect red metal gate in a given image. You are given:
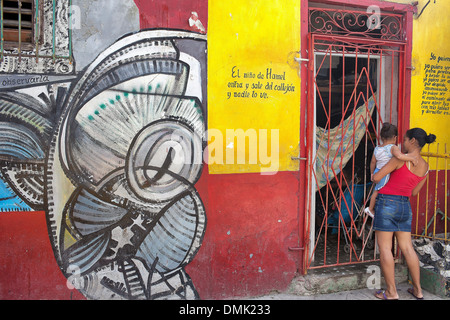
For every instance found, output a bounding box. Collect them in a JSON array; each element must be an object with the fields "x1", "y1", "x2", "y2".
[{"x1": 304, "y1": 5, "x2": 410, "y2": 269}]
